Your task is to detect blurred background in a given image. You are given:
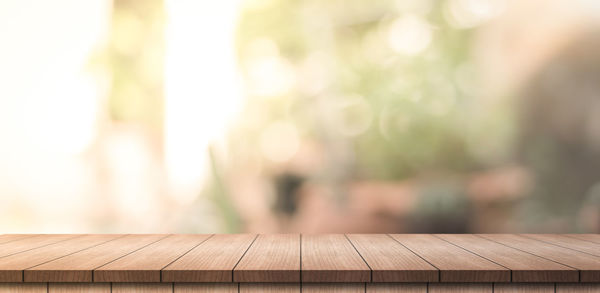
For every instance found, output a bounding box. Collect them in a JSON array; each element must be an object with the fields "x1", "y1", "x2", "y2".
[{"x1": 1, "y1": 0, "x2": 599, "y2": 234}]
